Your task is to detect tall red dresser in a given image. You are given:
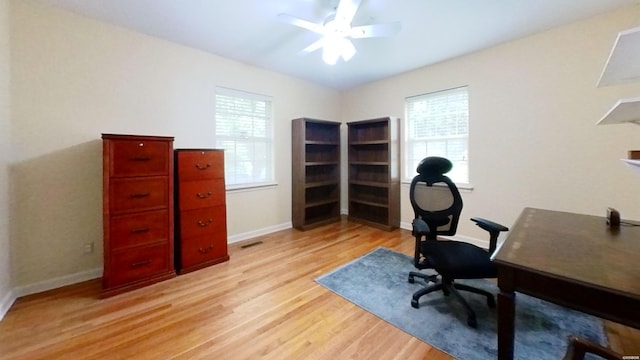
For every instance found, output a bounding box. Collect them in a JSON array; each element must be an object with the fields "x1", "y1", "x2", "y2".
[
  {"x1": 101, "y1": 134, "x2": 176, "y2": 297},
  {"x1": 174, "y1": 149, "x2": 229, "y2": 274}
]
